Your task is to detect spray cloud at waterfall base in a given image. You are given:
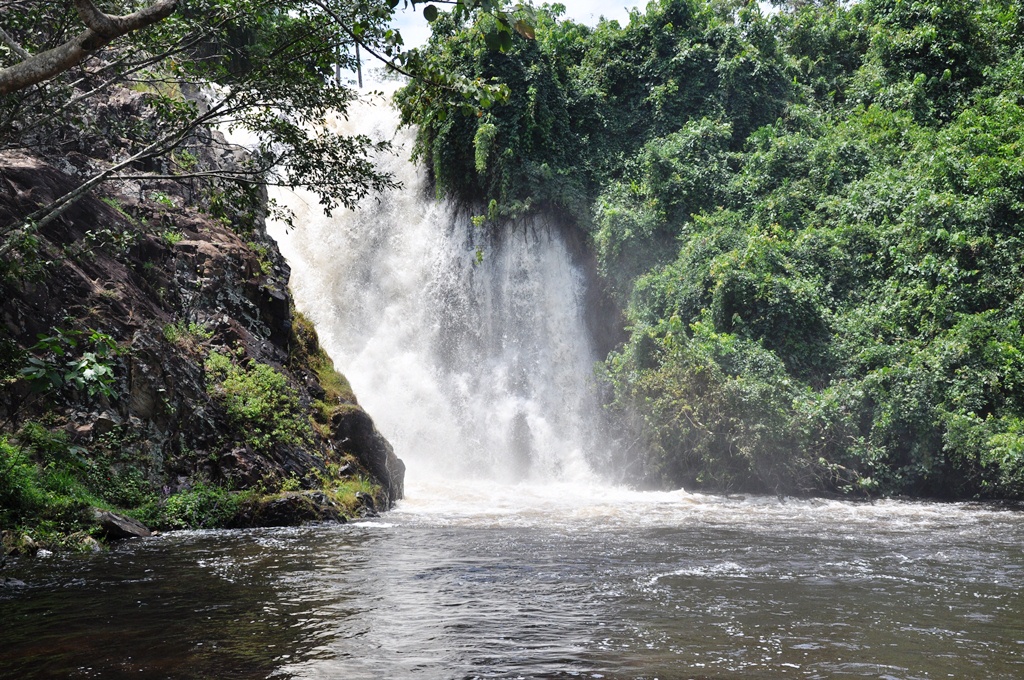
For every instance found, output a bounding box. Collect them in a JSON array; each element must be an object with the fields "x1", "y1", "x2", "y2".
[{"x1": 268, "y1": 92, "x2": 612, "y2": 497}]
